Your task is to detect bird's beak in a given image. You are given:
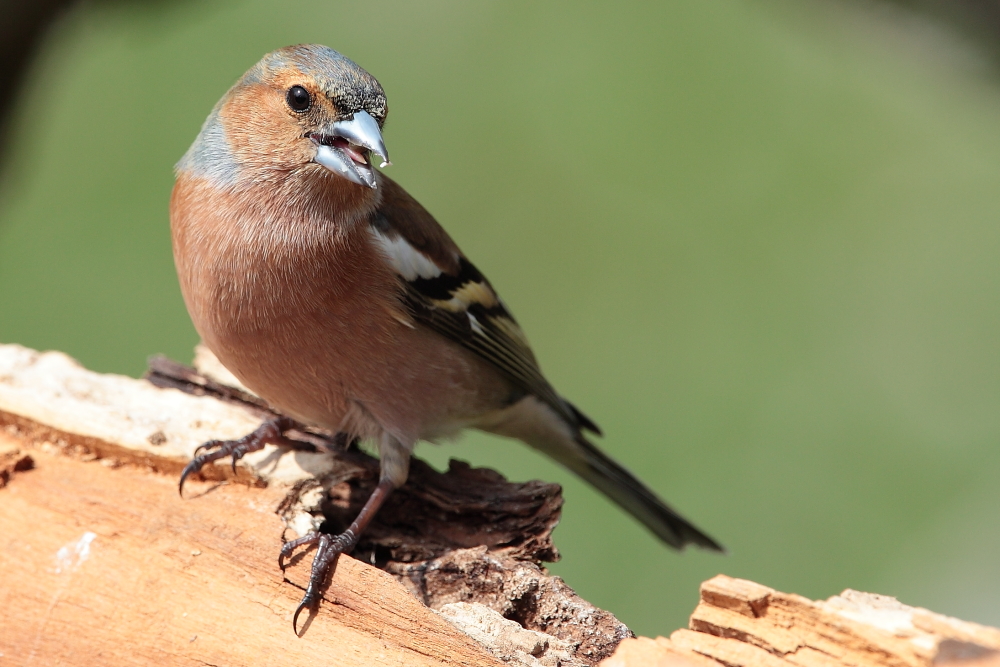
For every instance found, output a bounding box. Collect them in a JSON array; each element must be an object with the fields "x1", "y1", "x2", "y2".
[{"x1": 311, "y1": 110, "x2": 390, "y2": 189}]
